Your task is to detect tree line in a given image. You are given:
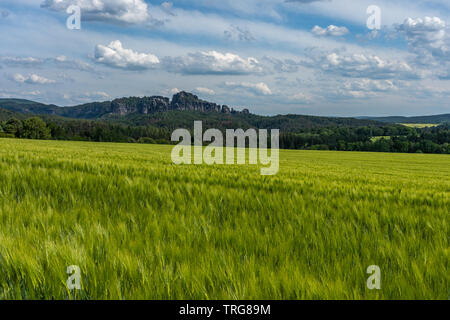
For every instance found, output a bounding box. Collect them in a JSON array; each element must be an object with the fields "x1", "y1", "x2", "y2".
[{"x1": 1, "y1": 117, "x2": 449, "y2": 154}]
